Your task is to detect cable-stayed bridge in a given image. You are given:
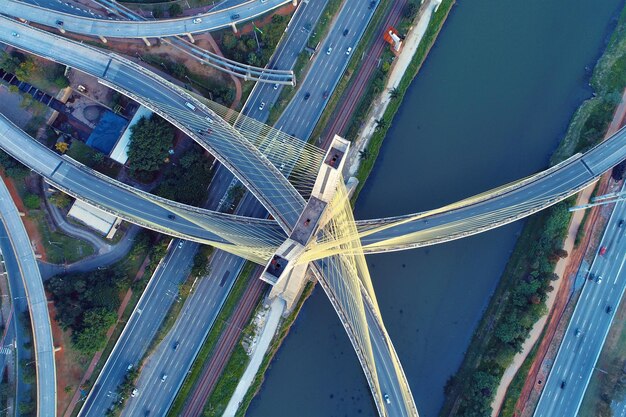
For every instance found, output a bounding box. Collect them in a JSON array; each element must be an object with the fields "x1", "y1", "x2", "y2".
[{"x1": 1, "y1": 15, "x2": 625, "y2": 417}]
